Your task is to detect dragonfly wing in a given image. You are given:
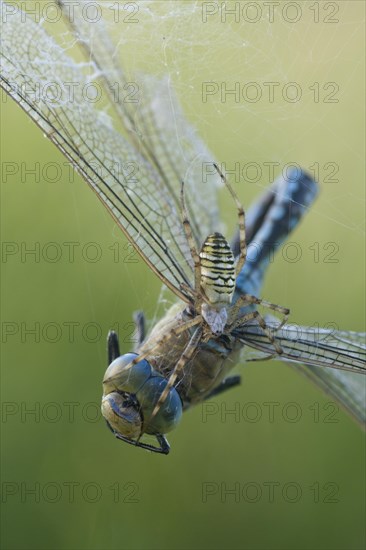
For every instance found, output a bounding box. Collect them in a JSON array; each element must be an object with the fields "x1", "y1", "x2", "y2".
[
  {"x1": 57, "y1": 0, "x2": 222, "y2": 247},
  {"x1": 0, "y1": 1, "x2": 198, "y2": 300},
  {"x1": 233, "y1": 169, "x2": 318, "y2": 298},
  {"x1": 288, "y1": 363, "x2": 366, "y2": 426},
  {"x1": 134, "y1": 73, "x2": 223, "y2": 245},
  {"x1": 237, "y1": 322, "x2": 366, "y2": 426}
]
